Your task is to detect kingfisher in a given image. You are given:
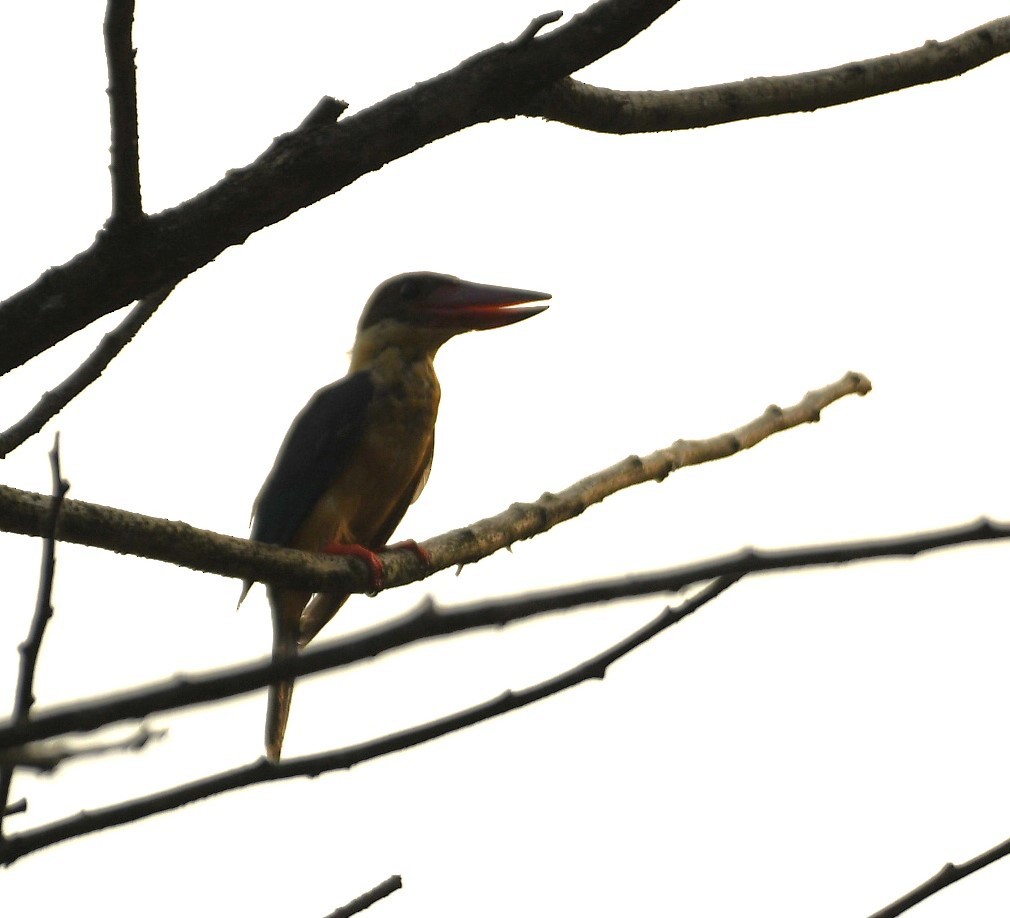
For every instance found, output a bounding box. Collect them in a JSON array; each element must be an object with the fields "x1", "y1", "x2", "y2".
[{"x1": 245, "y1": 272, "x2": 550, "y2": 761}]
